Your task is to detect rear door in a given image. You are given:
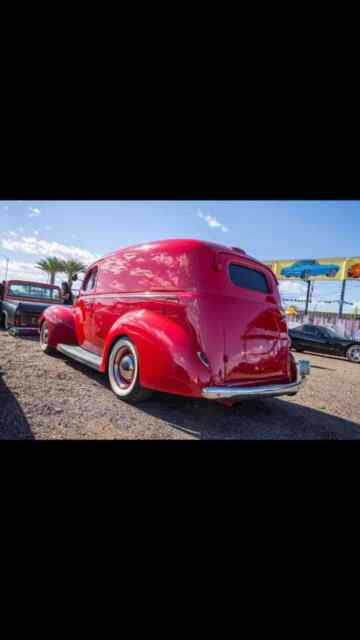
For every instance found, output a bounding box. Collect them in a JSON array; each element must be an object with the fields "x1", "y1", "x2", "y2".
[
  {"x1": 219, "y1": 254, "x2": 289, "y2": 385},
  {"x1": 300, "y1": 325, "x2": 327, "y2": 353}
]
